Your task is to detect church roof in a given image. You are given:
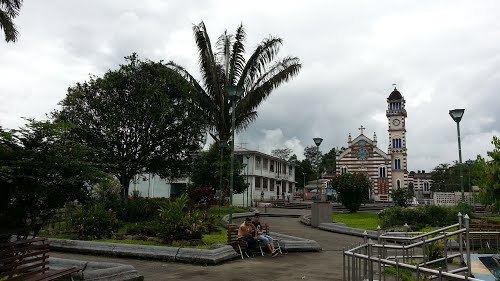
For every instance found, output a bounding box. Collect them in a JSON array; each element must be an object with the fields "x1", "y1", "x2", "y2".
[
  {"x1": 337, "y1": 134, "x2": 391, "y2": 160},
  {"x1": 388, "y1": 88, "x2": 403, "y2": 100}
]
